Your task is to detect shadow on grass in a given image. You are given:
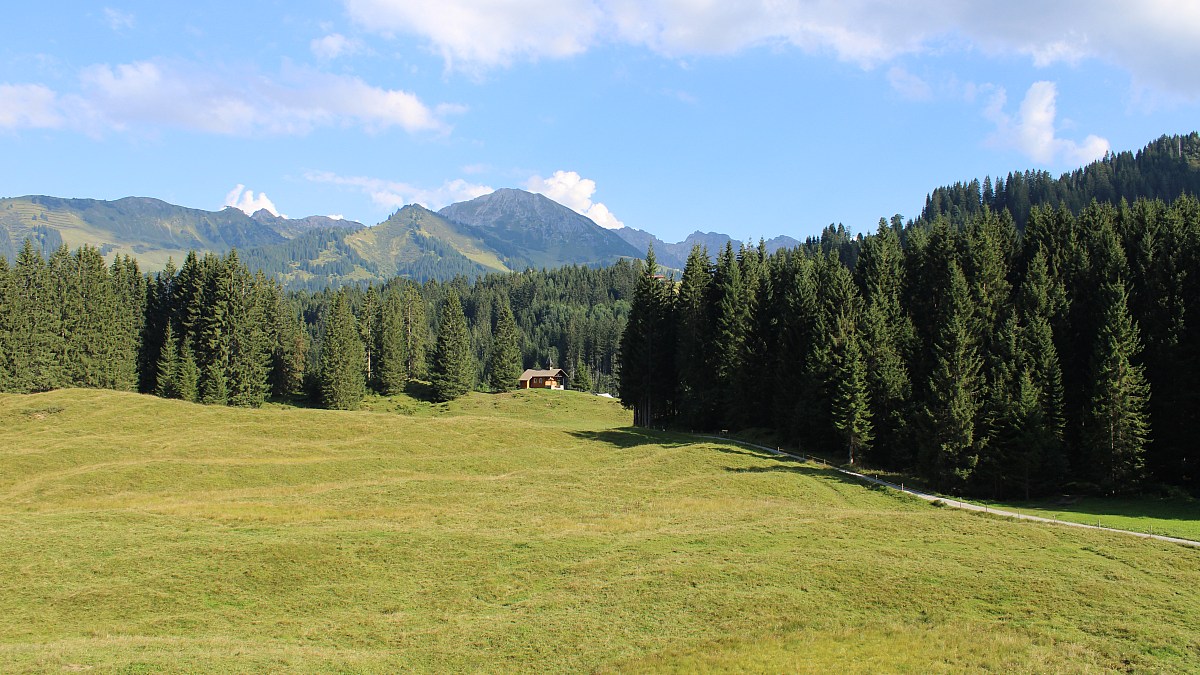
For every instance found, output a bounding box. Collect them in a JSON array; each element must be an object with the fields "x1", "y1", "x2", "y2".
[
  {"x1": 724, "y1": 462, "x2": 894, "y2": 491},
  {"x1": 997, "y1": 495, "x2": 1200, "y2": 525},
  {"x1": 569, "y1": 427, "x2": 694, "y2": 449}
]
